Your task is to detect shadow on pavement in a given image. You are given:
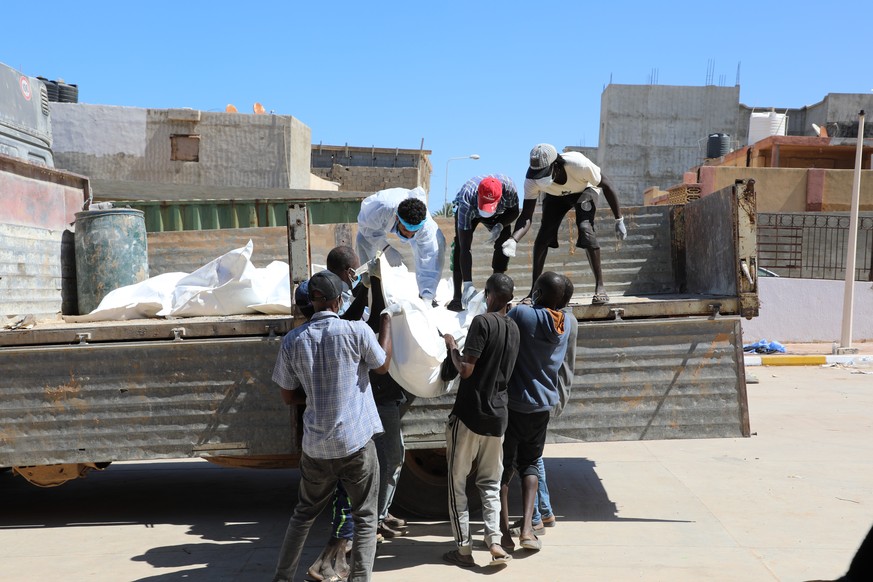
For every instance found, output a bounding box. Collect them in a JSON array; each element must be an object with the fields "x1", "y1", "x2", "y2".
[{"x1": 0, "y1": 455, "x2": 688, "y2": 580}]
